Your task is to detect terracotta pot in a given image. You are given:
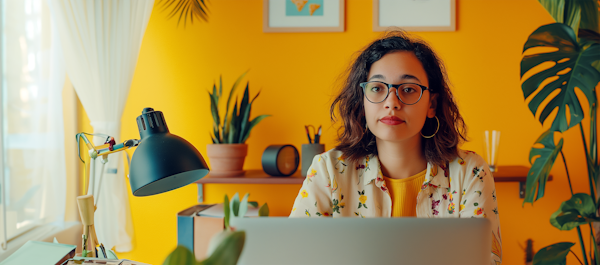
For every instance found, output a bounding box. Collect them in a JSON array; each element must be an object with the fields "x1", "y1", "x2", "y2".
[{"x1": 206, "y1": 144, "x2": 248, "y2": 177}]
